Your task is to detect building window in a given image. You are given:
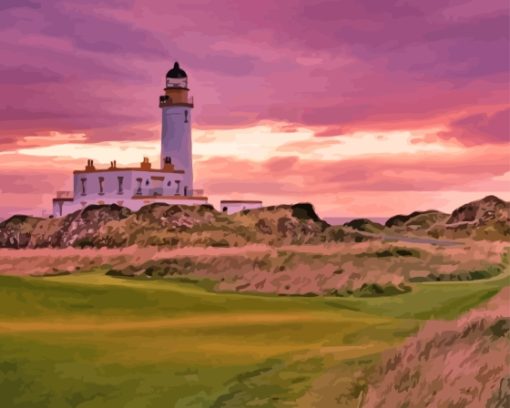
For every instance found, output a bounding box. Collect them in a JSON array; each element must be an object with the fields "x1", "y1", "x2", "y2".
[
  {"x1": 145, "y1": 180, "x2": 150, "y2": 186},
  {"x1": 175, "y1": 180, "x2": 181, "y2": 195},
  {"x1": 136, "y1": 178, "x2": 143, "y2": 195},
  {"x1": 184, "y1": 110, "x2": 189, "y2": 123},
  {"x1": 80, "y1": 177, "x2": 87, "y2": 195},
  {"x1": 184, "y1": 186, "x2": 188, "y2": 196},
  {"x1": 98, "y1": 177, "x2": 104, "y2": 195},
  {"x1": 223, "y1": 207, "x2": 228, "y2": 213},
  {"x1": 117, "y1": 176, "x2": 124, "y2": 194}
]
